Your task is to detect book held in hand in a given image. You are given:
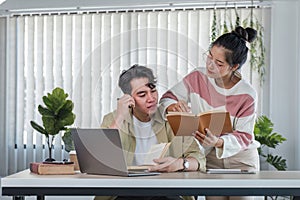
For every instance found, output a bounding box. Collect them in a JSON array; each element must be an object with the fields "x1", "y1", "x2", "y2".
[
  {"x1": 166, "y1": 110, "x2": 233, "y2": 136},
  {"x1": 30, "y1": 162, "x2": 75, "y2": 175}
]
